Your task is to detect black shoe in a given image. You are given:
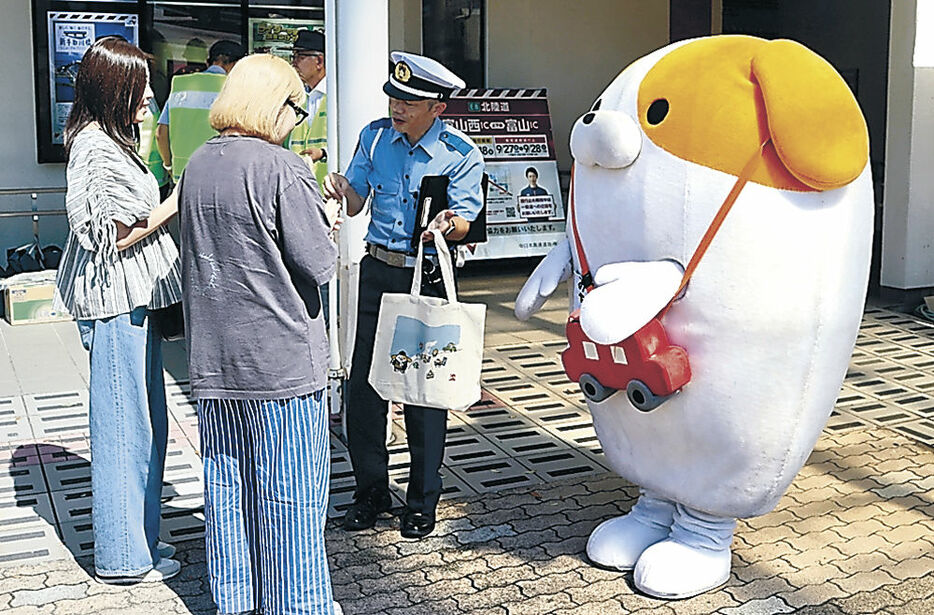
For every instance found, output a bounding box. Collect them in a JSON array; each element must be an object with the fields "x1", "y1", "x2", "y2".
[
  {"x1": 342, "y1": 488, "x2": 392, "y2": 531},
  {"x1": 400, "y1": 509, "x2": 436, "y2": 539}
]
